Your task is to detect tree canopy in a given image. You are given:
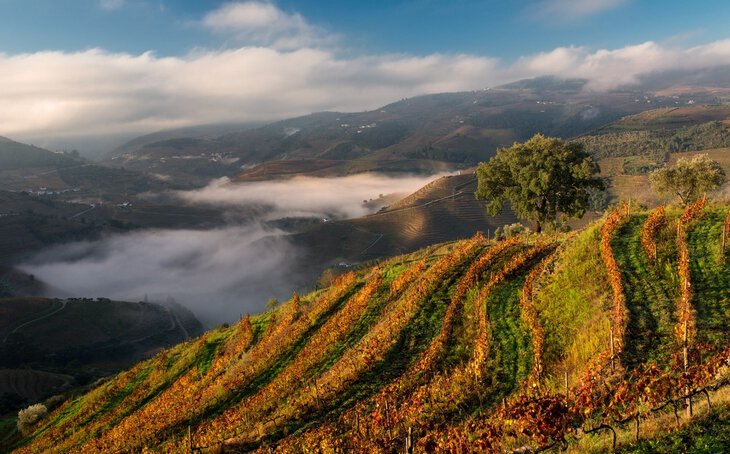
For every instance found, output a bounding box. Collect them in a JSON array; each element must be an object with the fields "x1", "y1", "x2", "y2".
[
  {"x1": 475, "y1": 134, "x2": 604, "y2": 233},
  {"x1": 649, "y1": 153, "x2": 726, "y2": 205}
]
